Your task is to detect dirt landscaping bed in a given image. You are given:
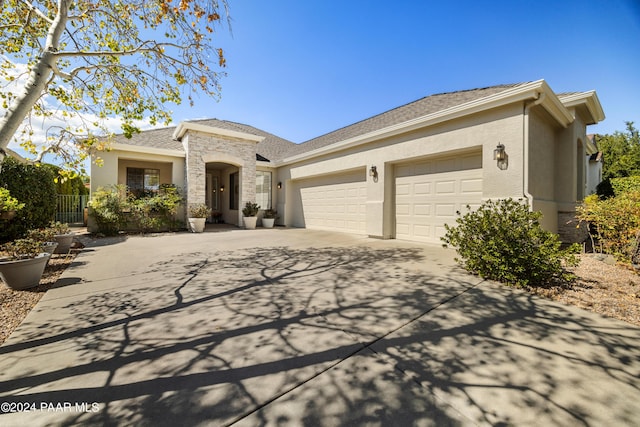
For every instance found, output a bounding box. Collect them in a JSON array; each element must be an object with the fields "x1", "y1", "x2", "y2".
[{"x1": 1, "y1": 249, "x2": 639, "y2": 345}]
